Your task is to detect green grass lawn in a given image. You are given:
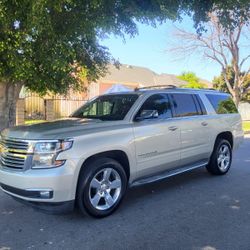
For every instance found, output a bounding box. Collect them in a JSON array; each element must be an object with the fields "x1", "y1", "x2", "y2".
[
  {"x1": 25, "y1": 120, "x2": 46, "y2": 125},
  {"x1": 243, "y1": 121, "x2": 250, "y2": 132}
]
